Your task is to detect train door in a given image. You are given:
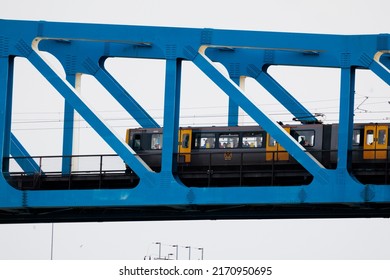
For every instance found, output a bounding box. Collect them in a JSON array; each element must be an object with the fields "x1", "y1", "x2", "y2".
[
  {"x1": 178, "y1": 129, "x2": 192, "y2": 163},
  {"x1": 266, "y1": 127, "x2": 290, "y2": 161},
  {"x1": 363, "y1": 125, "x2": 388, "y2": 159}
]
